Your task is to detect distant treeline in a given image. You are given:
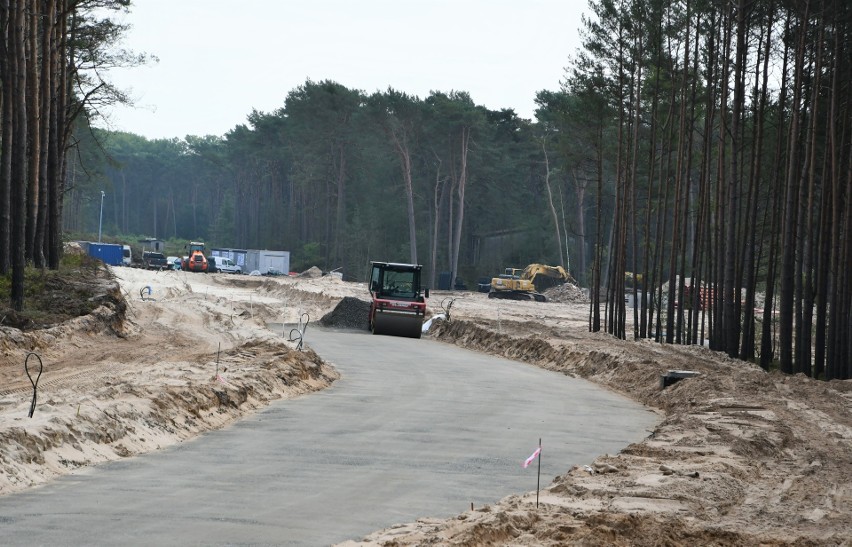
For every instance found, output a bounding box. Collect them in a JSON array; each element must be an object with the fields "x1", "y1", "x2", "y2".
[{"x1": 67, "y1": 85, "x2": 581, "y2": 289}]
